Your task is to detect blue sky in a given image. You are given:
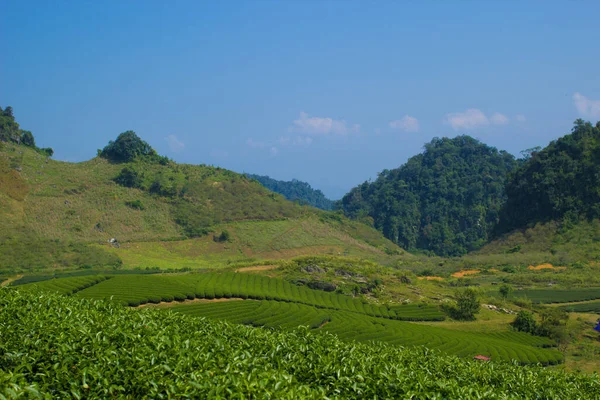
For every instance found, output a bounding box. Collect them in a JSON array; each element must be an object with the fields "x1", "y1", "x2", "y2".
[{"x1": 2, "y1": 1, "x2": 599, "y2": 199}]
